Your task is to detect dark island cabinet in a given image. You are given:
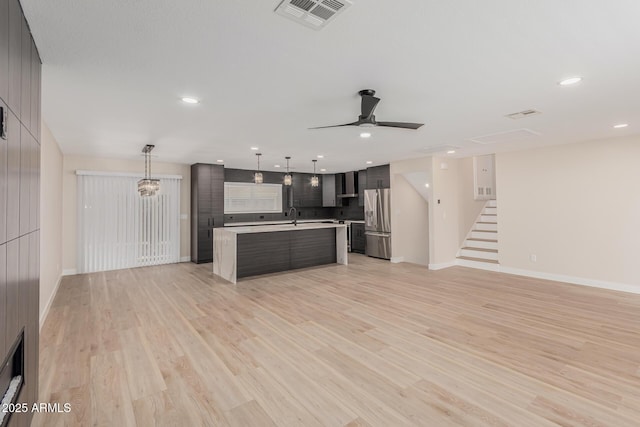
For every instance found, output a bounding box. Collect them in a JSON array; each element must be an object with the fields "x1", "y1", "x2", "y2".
[
  {"x1": 191, "y1": 163, "x2": 224, "y2": 263},
  {"x1": 366, "y1": 164, "x2": 390, "y2": 189},
  {"x1": 351, "y1": 223, "x2": 366, "y2": 254}
]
